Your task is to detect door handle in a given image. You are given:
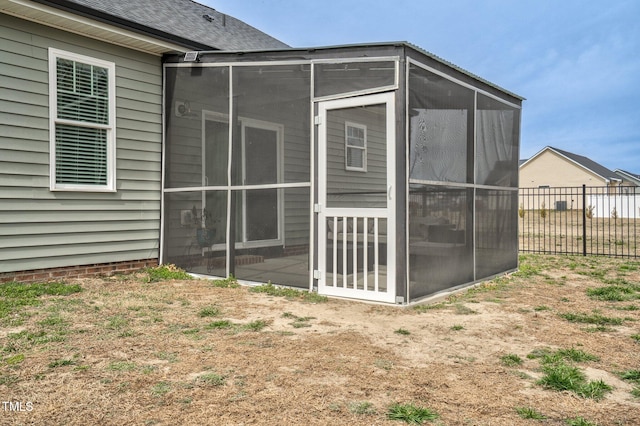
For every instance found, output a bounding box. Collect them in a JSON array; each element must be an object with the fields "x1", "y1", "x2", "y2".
[{"x1": 388, "y1": 185, "x2": 393, "y2": 201}]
